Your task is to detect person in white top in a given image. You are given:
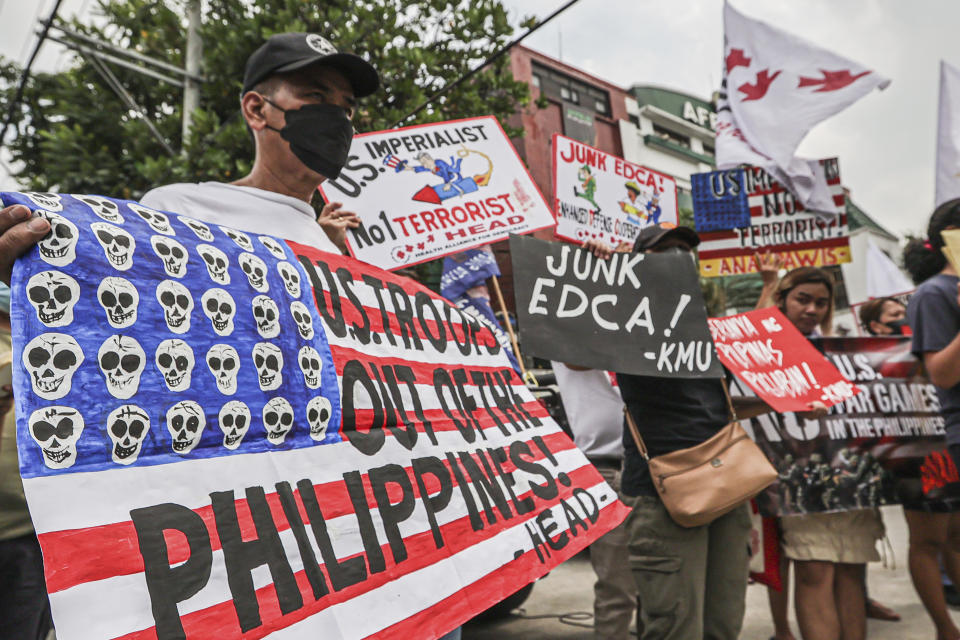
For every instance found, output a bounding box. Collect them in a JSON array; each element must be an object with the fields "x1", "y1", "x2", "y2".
[
  {"x1": 142, "y1": 32, "x2": 382, "y2": 252},
  {"x1": 141, "y1": 181, "x2": 343, "y2": 254},
  {"x1": 0, "y1": 31, "x2": 376, "y2": 281},
  {"x1": 0, "y1": 31, "x2": 463, "y2": 640},
  {"x1": 552, "y1": 361, "x2": 639, "y2": 640}
]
